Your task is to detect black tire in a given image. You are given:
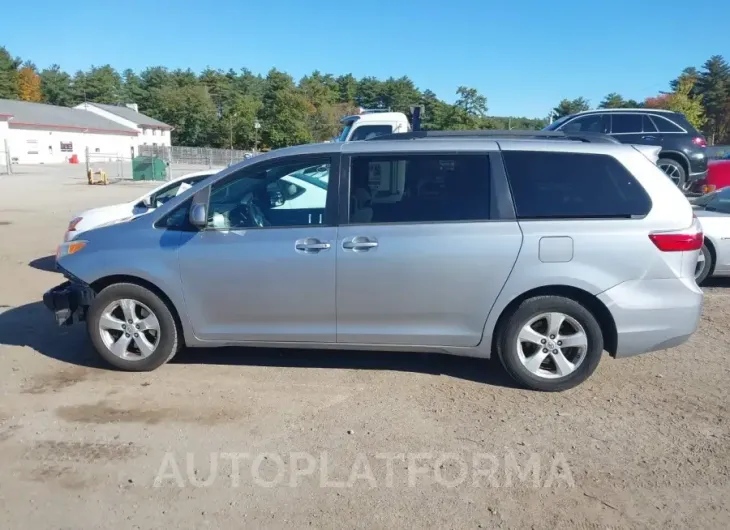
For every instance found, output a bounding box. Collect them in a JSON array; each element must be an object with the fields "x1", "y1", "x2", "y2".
[
  {"x1": 87, "y1": 283, "x2": 180, "y2": 371},
  {"x1": 657, "y1": 158, "x2": 687, "y2": 189},
  {"x1": 695, "y1": 243, "x2": 713, "y2": 285},
  {"x1": 496, "y1": 296, "x2": 604, "y2": 392}
]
